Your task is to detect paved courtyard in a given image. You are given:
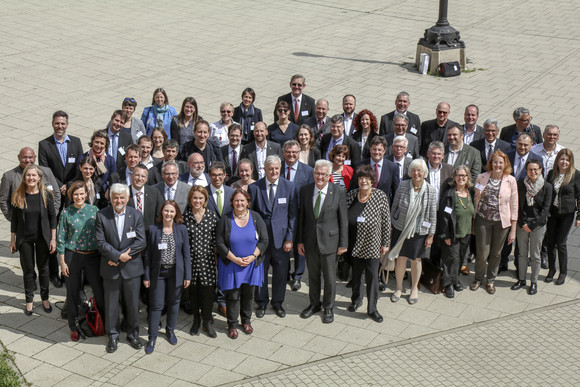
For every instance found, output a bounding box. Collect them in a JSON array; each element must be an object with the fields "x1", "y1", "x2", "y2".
[{"x1": 0, "y1": 0, "x2": 579, "y2": 385}]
